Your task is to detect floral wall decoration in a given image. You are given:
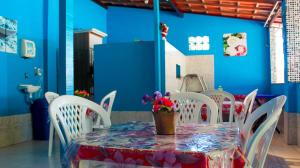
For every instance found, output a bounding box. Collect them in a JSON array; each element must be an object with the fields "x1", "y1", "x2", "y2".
[
  {"x1": 0, "y1": 16, "x2": 17, "y2": 54},
  {"x1": 223, "y1": 32, "x2": 247, "y2": 56}
]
